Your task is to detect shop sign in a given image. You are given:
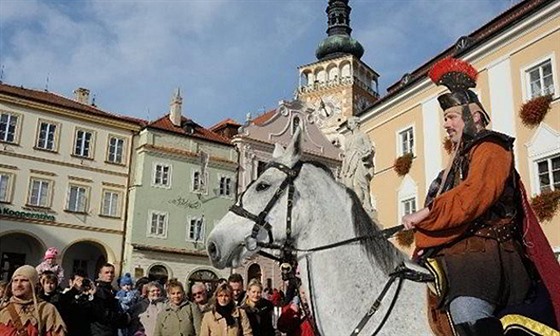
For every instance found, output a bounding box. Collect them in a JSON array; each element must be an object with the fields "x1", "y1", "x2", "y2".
[{"x1": 0, "y1": 206, "x2": 56, "y2": 222}]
